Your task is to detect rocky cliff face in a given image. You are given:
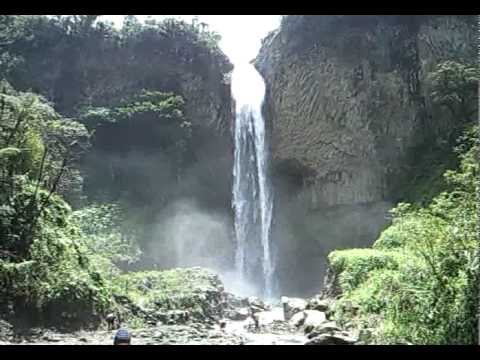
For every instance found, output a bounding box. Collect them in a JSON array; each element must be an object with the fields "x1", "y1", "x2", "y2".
[
  {"x1": 4, "y1": 16, "x2": 235, "y2": 212},
  {"x1": 2, "y1": 16, "x2": 236, "y2": 271},
  {"x1": 255, "y1": 15, "x2": 477, "y2": 295}
]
